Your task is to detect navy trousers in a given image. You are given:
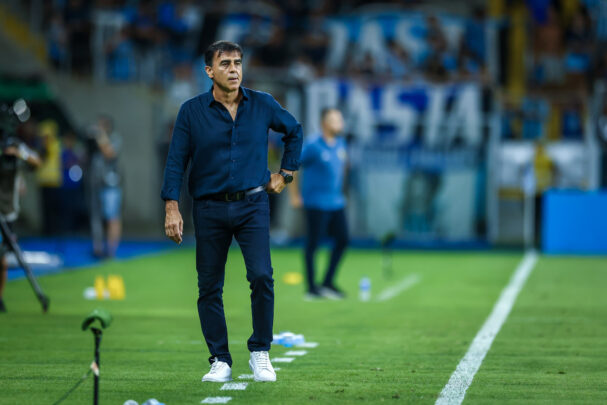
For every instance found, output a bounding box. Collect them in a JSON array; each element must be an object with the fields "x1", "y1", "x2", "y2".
[
  {"x1": 304, "y1": 208, "x2": 349, "y2": 292},
  {"x1": 193, "y1": 191, "x2": 273, "y2": 367}
]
